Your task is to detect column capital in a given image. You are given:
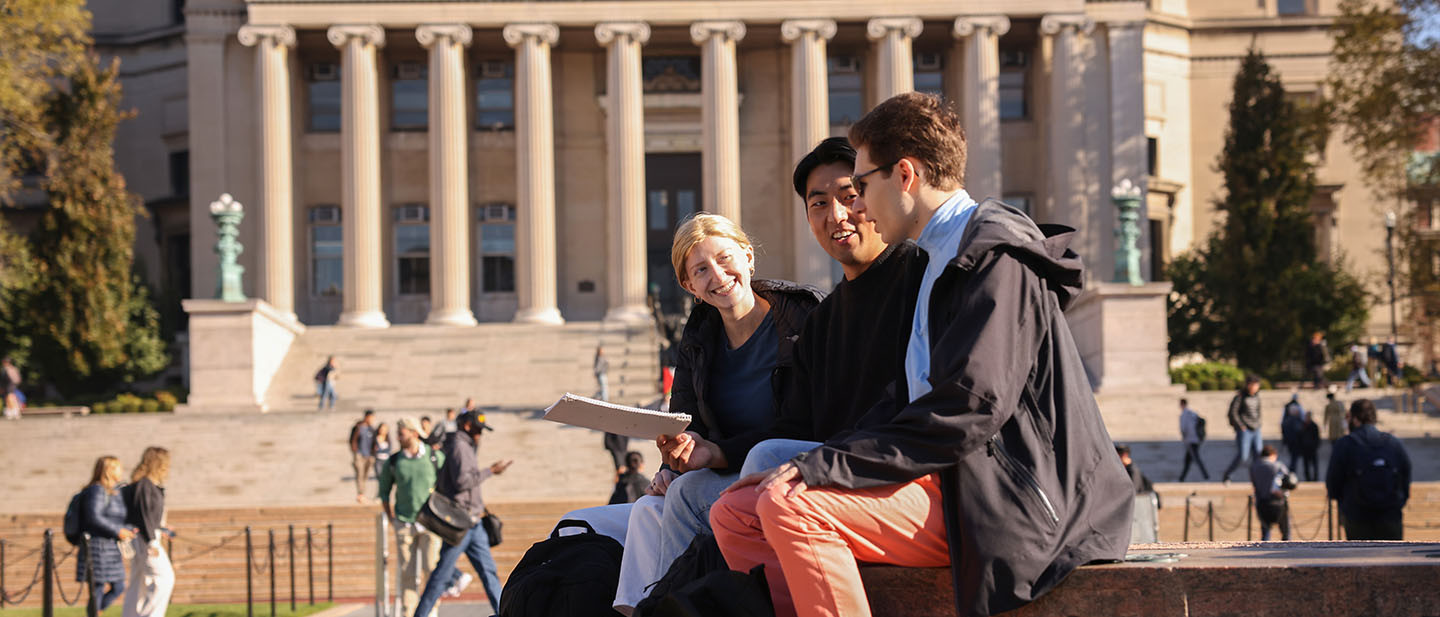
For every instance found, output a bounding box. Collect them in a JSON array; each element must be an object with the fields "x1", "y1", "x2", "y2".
[
  {"x1": 238, "y1": 24, "x2": 296, "y2": 48},
  {"x1": 866, "y1": 17, "x2": 923, "y2": 41},
  {"x1": 327, "y1": 24, "x2": 386, "y2": 49},
  {"x1": 780, "y1": 19, "x2": 836, "y2": 42},
  {"x1": 690, "y1": 20, "x2": 747, "y2": 46},
  {"x1": 503, "y1": 23, "x2": 560, "y2": 48},
  {"x1": 416, "y1": 24, "x2": 473, "y2": 48},
  {"x1": 1103, "y1": 20, "x2": 1148, "y2": 33},
  {"x1": 953, "y1": 16, "x2": 1011, "y2": 38},
  {"x1": 595, "y1": 22, "x2": 651, "y2": 46},
  {"x1": 1039, "y1": 14, "x2": 1095, "y2": 36}
]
